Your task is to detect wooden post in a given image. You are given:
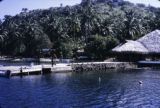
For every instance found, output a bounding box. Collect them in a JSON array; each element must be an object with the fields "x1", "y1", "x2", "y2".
[
  {"x1": 51, "y1": 49, "x2": 56, "y2": 67},
  {"x1": 51, "y1": 55, "x2": 53, "y2": 67},
  {"x1": 41, "y1": 65, "x2": 43, "y2": 74},
  {"x1": 5, "y1": 70, "x2": 11, "y2": 78},
  {"x1": 41, "y1": 68, "x2": 43, "y2": 75},
  {"x1": 20, "y1": 67, "x2": 23, "y2": 77},
  {"x1": 20, "y1": 67, "x2": 22, "y2": 73}
]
